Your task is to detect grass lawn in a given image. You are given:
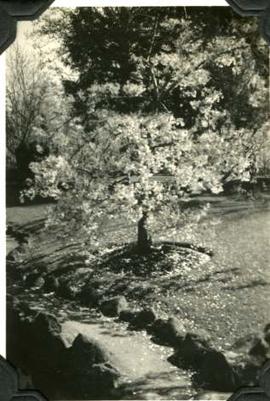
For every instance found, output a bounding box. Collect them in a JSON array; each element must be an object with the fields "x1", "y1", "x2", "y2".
[{"x1": 7, "y1": 196, "x2": 270, "y2": 351}]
